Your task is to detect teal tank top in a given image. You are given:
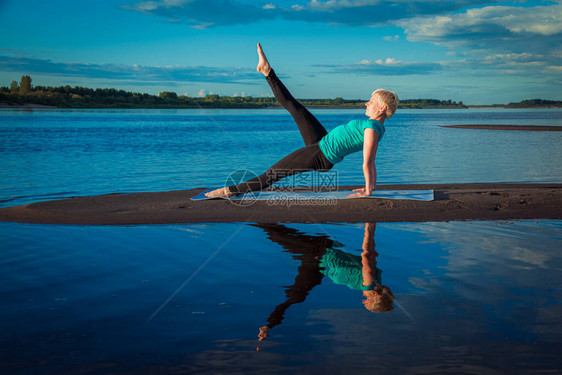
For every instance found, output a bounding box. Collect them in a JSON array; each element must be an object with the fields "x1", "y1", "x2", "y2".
[
  {"x1": 319, "y1": 119, "x2": 385, "y2": 165},
  {"x1": 319, "y1": 248, "x2": 382, "y2": 291}
]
